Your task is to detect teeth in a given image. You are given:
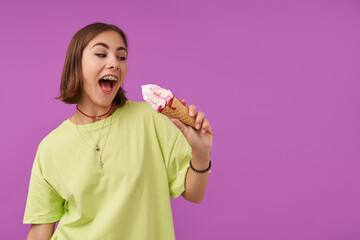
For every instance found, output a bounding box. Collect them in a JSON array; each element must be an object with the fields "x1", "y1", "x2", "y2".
[{"x1": 101, "y1": 75, "x2": 118, "y2": 81}]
